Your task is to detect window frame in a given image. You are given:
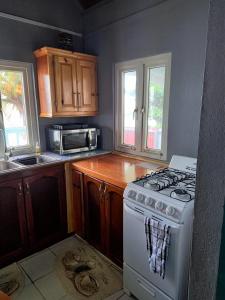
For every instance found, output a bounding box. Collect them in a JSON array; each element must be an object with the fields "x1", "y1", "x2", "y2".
[
  {"x1": 115, "y1": 53, "x2": 171, "y2": 161},
  {"x1": 0, "y1": 60, "x2": 40, "y2": 155}
]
